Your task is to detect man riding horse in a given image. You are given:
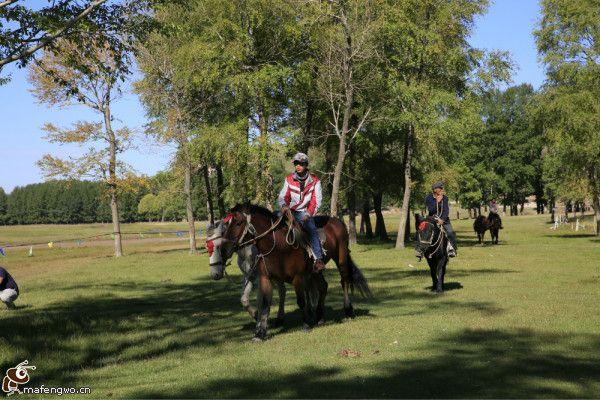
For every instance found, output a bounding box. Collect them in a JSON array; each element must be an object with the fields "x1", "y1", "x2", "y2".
[
  {"x1": 416, "y1": 182, "x2": 457, "y2": 259},
  {"x1": 277, "y1": 152, "x2": 326, "y2": 272},
  {"x1": 489, "y1": 198, "x2": 504, "y2": 229}
]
